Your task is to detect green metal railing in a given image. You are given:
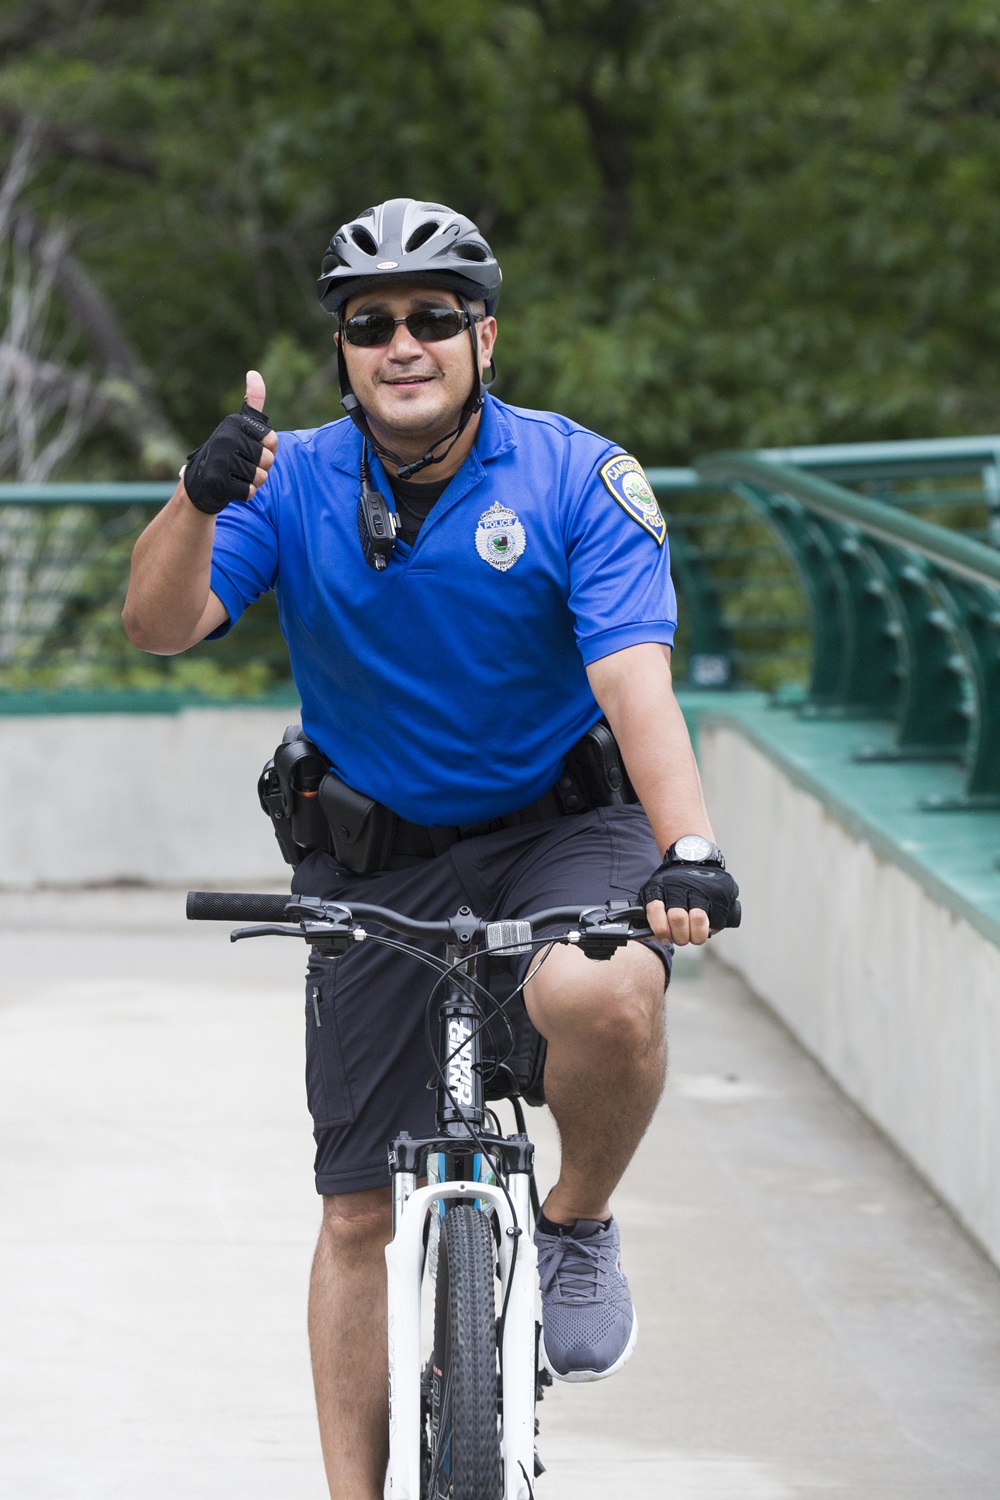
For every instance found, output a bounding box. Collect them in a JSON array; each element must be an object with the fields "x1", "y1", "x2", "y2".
[
  {"x1": 649, "y1": 435, "x2": 1000, "y2": 698},
  {"x1": 692, "y1": 450, "x2": 1000, "y2": 810},
  {"x1": 3, "y1": 438, "x2": 1000, "y2": 810},
  {"x1": 756, "y1": 436, "x2": 1000, "y2": 547},
  {"x1": 646, "y1": 468, "x2": 809, "y2": 693},
  {"x1": 0, "y1": 483, "x2": 293, "y2": 708}
]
